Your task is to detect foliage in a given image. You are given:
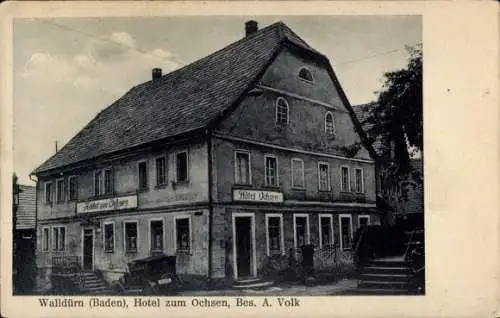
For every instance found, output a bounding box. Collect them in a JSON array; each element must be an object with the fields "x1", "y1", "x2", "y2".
[{"x1": 365, "y1": 43, "x2": 422, "y2": 176}]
